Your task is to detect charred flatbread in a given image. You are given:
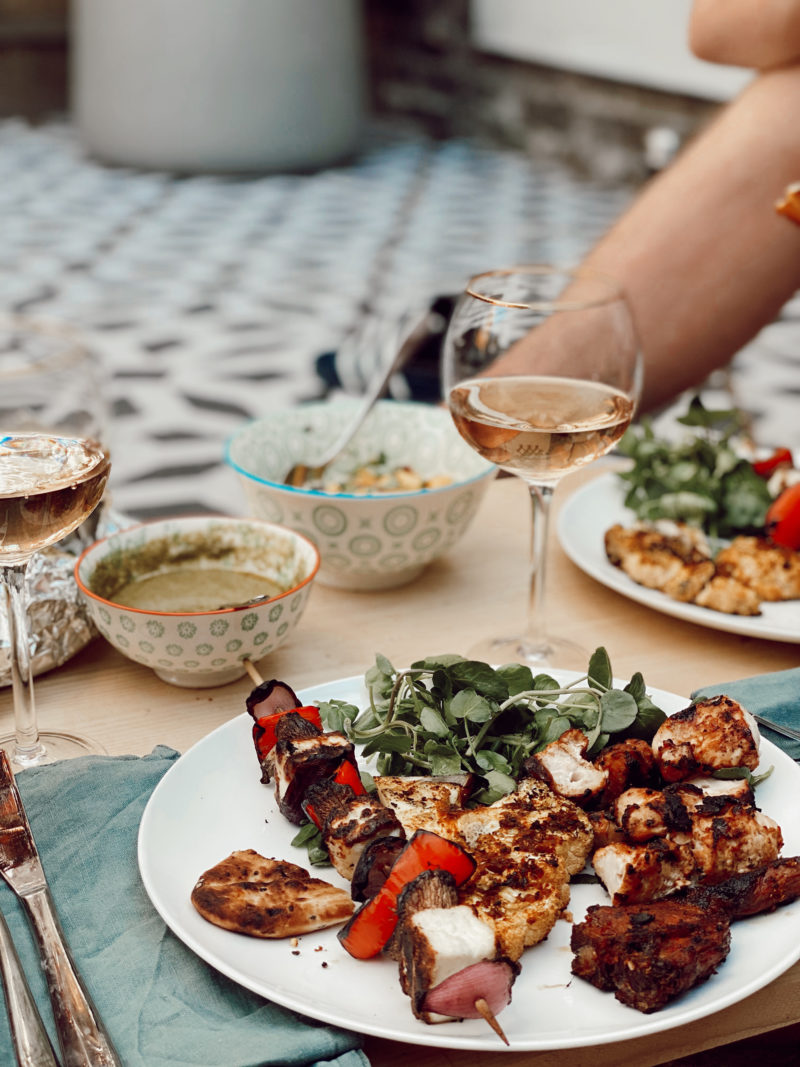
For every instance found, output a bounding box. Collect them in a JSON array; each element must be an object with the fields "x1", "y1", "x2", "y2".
[{"x1": 191, "y1": 848, "x2": 354, "y2": 937}]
